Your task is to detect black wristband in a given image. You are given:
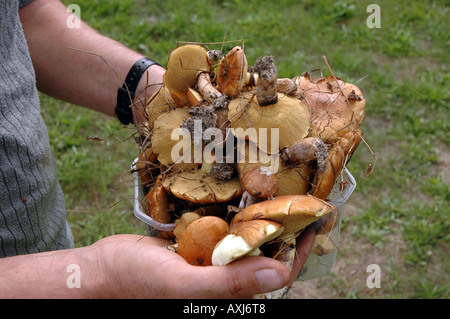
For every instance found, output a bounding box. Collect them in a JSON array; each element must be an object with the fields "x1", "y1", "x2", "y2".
[{"x1": 115, "y1": 57, "x2": 160, "y2": 125}]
